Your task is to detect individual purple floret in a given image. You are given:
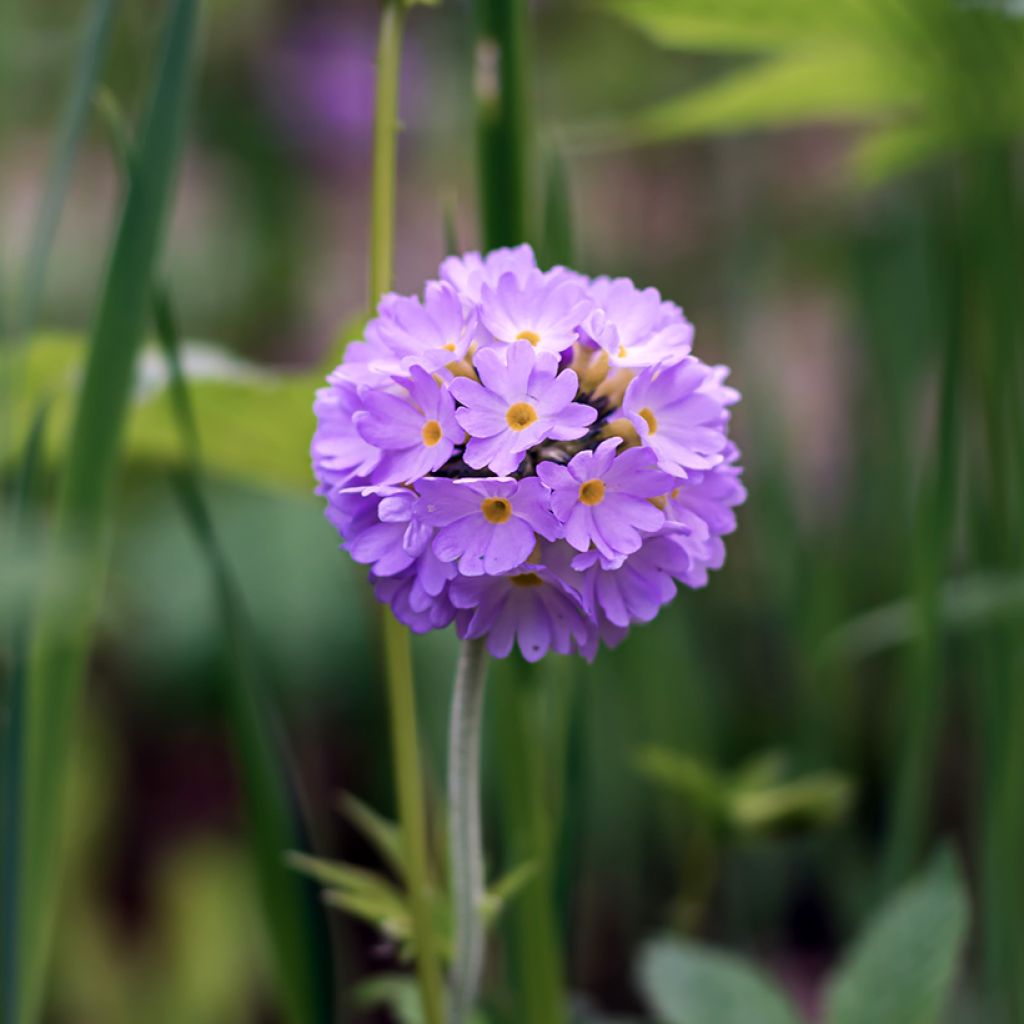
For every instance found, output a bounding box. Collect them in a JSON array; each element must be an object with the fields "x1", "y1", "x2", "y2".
[
  {"x1": 537, "y1": 438, "x2": 673, "y2": 565},
  {"x1": 312, "y1": 244, "x2": 745, "y2": 661},
  {"x1": 354, "y1": 365, "x2": 461, "y2": 484},
  {"x1": 415, "y1": 476, "x2": 559, "y2": 576},
  {"x1": 451, "y1": 340, "x2": 596, "y2": 475},
  {"x1": 622, "y1": 358, "x2": 731, "y2": 477}
]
